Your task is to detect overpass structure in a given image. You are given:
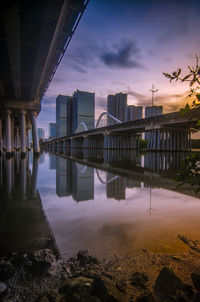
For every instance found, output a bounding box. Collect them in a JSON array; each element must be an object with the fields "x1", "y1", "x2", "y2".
[
  {"x1": 0, "y1": 0, "x2": 89, "y2": 156},
  {"x1": 45, "y1": 108, "x2": 200, "y2": 152}
]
